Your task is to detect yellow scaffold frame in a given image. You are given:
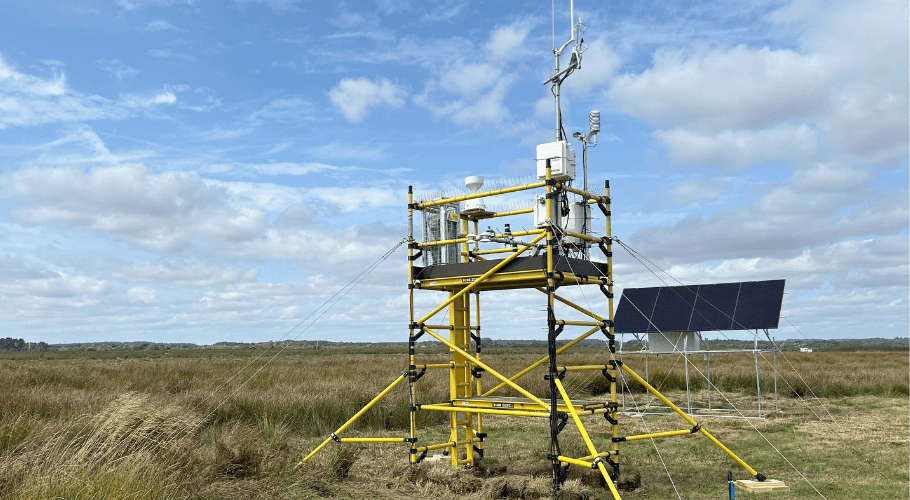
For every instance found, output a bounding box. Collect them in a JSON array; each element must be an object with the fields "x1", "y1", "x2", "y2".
[{"x1": 295, "y1": 166, "x2": 769, "y2": 498}]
